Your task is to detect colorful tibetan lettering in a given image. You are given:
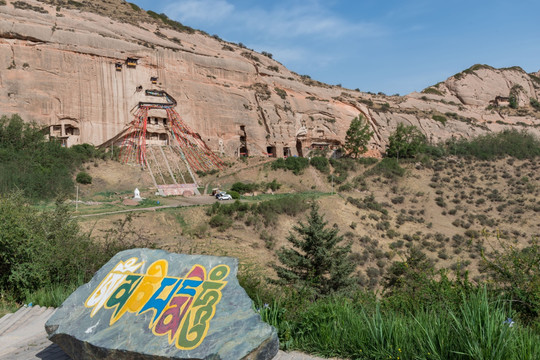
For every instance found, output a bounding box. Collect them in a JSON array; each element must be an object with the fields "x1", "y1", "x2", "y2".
[{"x1": 84, "y1": 258, "x2": 229, "y2": 350}]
